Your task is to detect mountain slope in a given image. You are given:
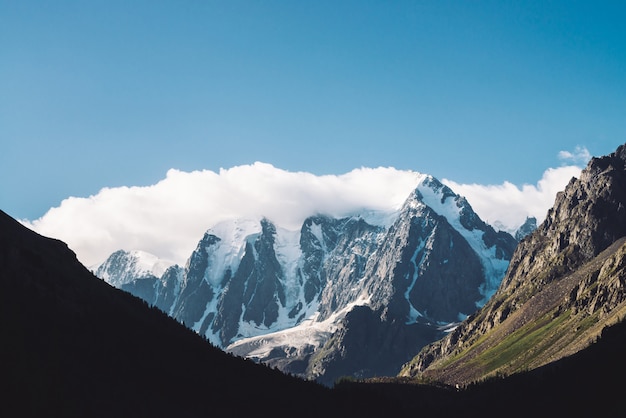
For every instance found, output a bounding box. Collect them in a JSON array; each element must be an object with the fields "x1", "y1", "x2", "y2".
[
  {"x1": 400, "y1": 142, "x2": 626, "y2": 385},
  {"x1": 0, "y1": 209, "x2": 401, "y2": 417},
  {"x1": 340, "y1": 316, "x2": 626, "y2": 417}
]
